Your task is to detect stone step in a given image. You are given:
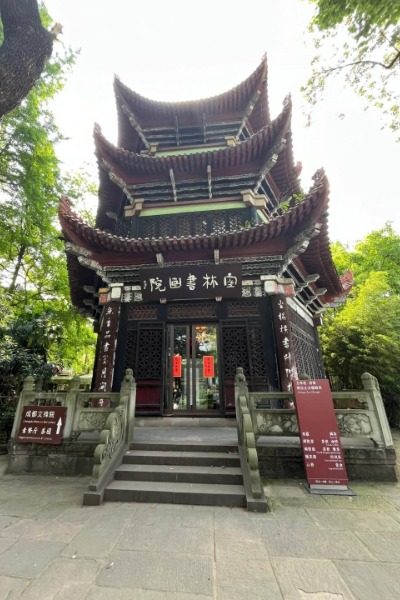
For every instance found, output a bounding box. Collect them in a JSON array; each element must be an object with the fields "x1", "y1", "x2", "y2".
[
  {"x1": 135, "y1": 417, "x2": 236, "y2": 428},
  {"x1": 114, "y1": 463, "x2": 243, "y2": 485},
  {"x1": 130, "y1": 441, "x2": 238, "y2": 453},
  {"x1": 104, "y1": 479, "x2": 246, "y2": 507},
  {"x1": 123, "y1": 449, "x2": 240, "y2": 467}
]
